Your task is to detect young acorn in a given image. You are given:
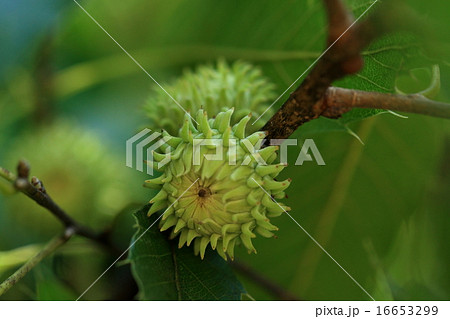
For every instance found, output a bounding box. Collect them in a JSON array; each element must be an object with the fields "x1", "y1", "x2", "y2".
[
  {"x1": 145, "y1": 109, "x2": 291, "y2": 260},
  {"x1": 144, "y1": 60, "x2": 276, "y2": 135}
]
